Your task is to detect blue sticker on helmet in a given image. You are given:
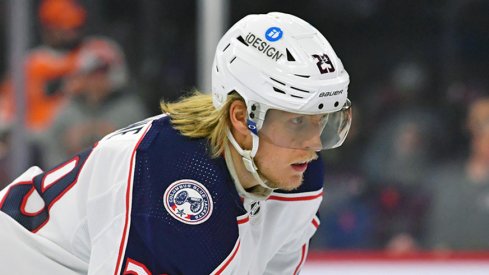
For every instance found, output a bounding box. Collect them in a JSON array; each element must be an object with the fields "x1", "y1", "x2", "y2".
[
  {"x1": 265, "y1": 27, "x2": 283, "y2": 42},
  {"x1": 247, "y1": 119, "x2": 258, "y2": 135}
]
